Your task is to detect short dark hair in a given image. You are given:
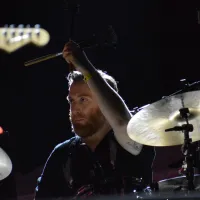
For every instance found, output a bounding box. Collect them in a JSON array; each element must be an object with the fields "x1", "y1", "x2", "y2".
[{"x1": 66, "y1": 70, "x2": 119, "y2": 92}]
